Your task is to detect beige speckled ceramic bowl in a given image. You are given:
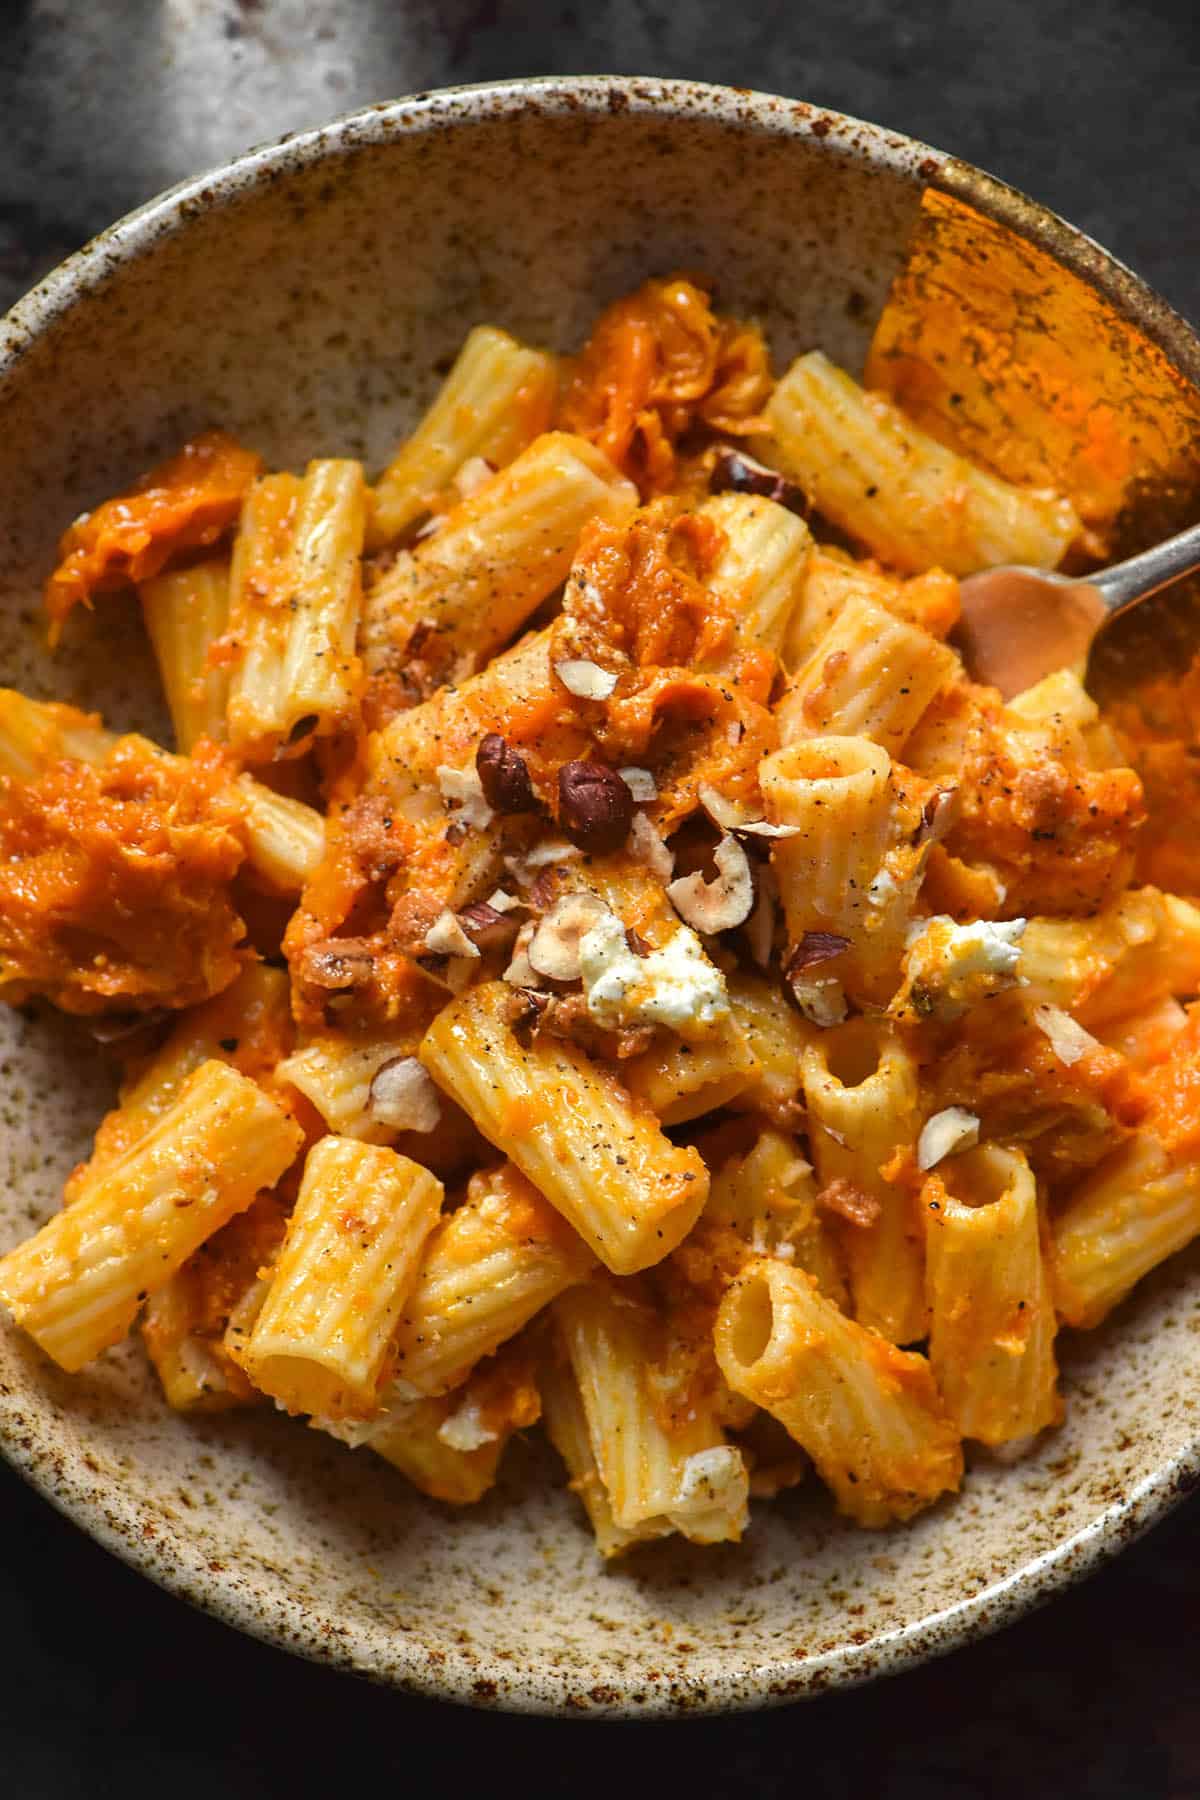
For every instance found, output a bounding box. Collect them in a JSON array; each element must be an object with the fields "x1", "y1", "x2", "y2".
[{"x1": 3, "y1": 77, "x2": 1200, "y2": 1718}]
